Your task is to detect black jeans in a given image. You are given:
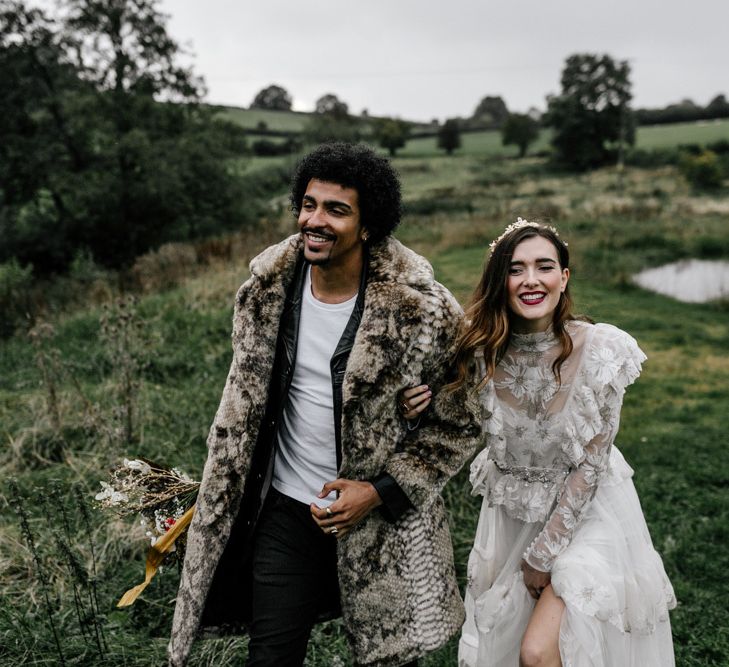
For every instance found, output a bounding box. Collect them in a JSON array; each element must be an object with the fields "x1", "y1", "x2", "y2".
[
  {"x1": 245, "y1": 487, "x2": 419, "y2": 667},
  {"x1": 246, "y1": 487, "x2": 340, "y2": 666}
]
